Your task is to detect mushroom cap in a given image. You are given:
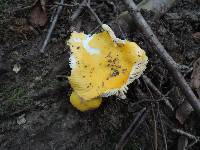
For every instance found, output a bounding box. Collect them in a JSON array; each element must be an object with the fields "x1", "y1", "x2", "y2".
[
  {"x1": 68, "y1": 28, "x2": 148, "y2": 100},
  {"x1": 70, "y1": 91, "x2": 102, "y2": 111}
]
